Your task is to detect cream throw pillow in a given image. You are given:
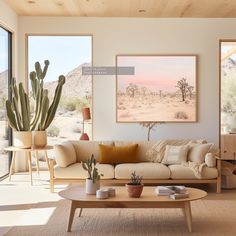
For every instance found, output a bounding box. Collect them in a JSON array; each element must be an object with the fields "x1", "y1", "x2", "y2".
[
  {"x1": 188, "y1": 143, "x2": 213, "y2": 164},
  {"x1": 54, "y1": 142, "x2": 77, "y2": 167},
  {"x1": 205, "y1": 153, "x2": 216, "y2": 167},
  {"x1": 162, "y1": 145, "x2": 189, "y2": 165}
]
